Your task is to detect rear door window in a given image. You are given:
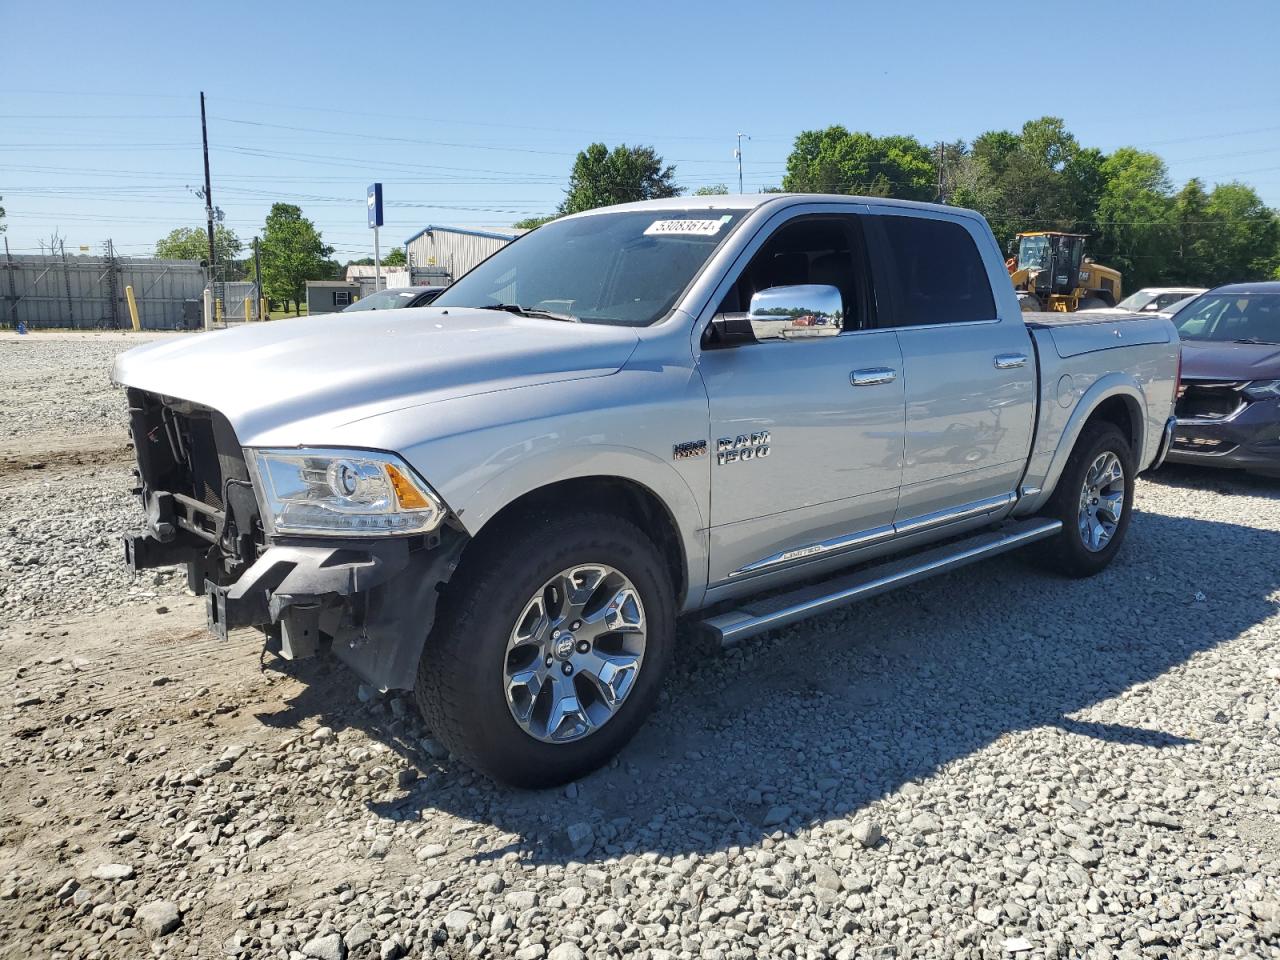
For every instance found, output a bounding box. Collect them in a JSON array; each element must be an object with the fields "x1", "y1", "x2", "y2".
[{"x1": 875, "y1": 215, "x2": 996, "y2": 327}]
